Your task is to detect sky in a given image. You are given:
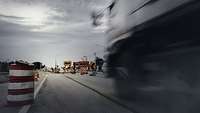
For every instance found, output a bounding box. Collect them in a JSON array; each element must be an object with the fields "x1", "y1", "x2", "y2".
[{"x1": 0, "y1": 0, "x2": 111, "y2": 67}]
